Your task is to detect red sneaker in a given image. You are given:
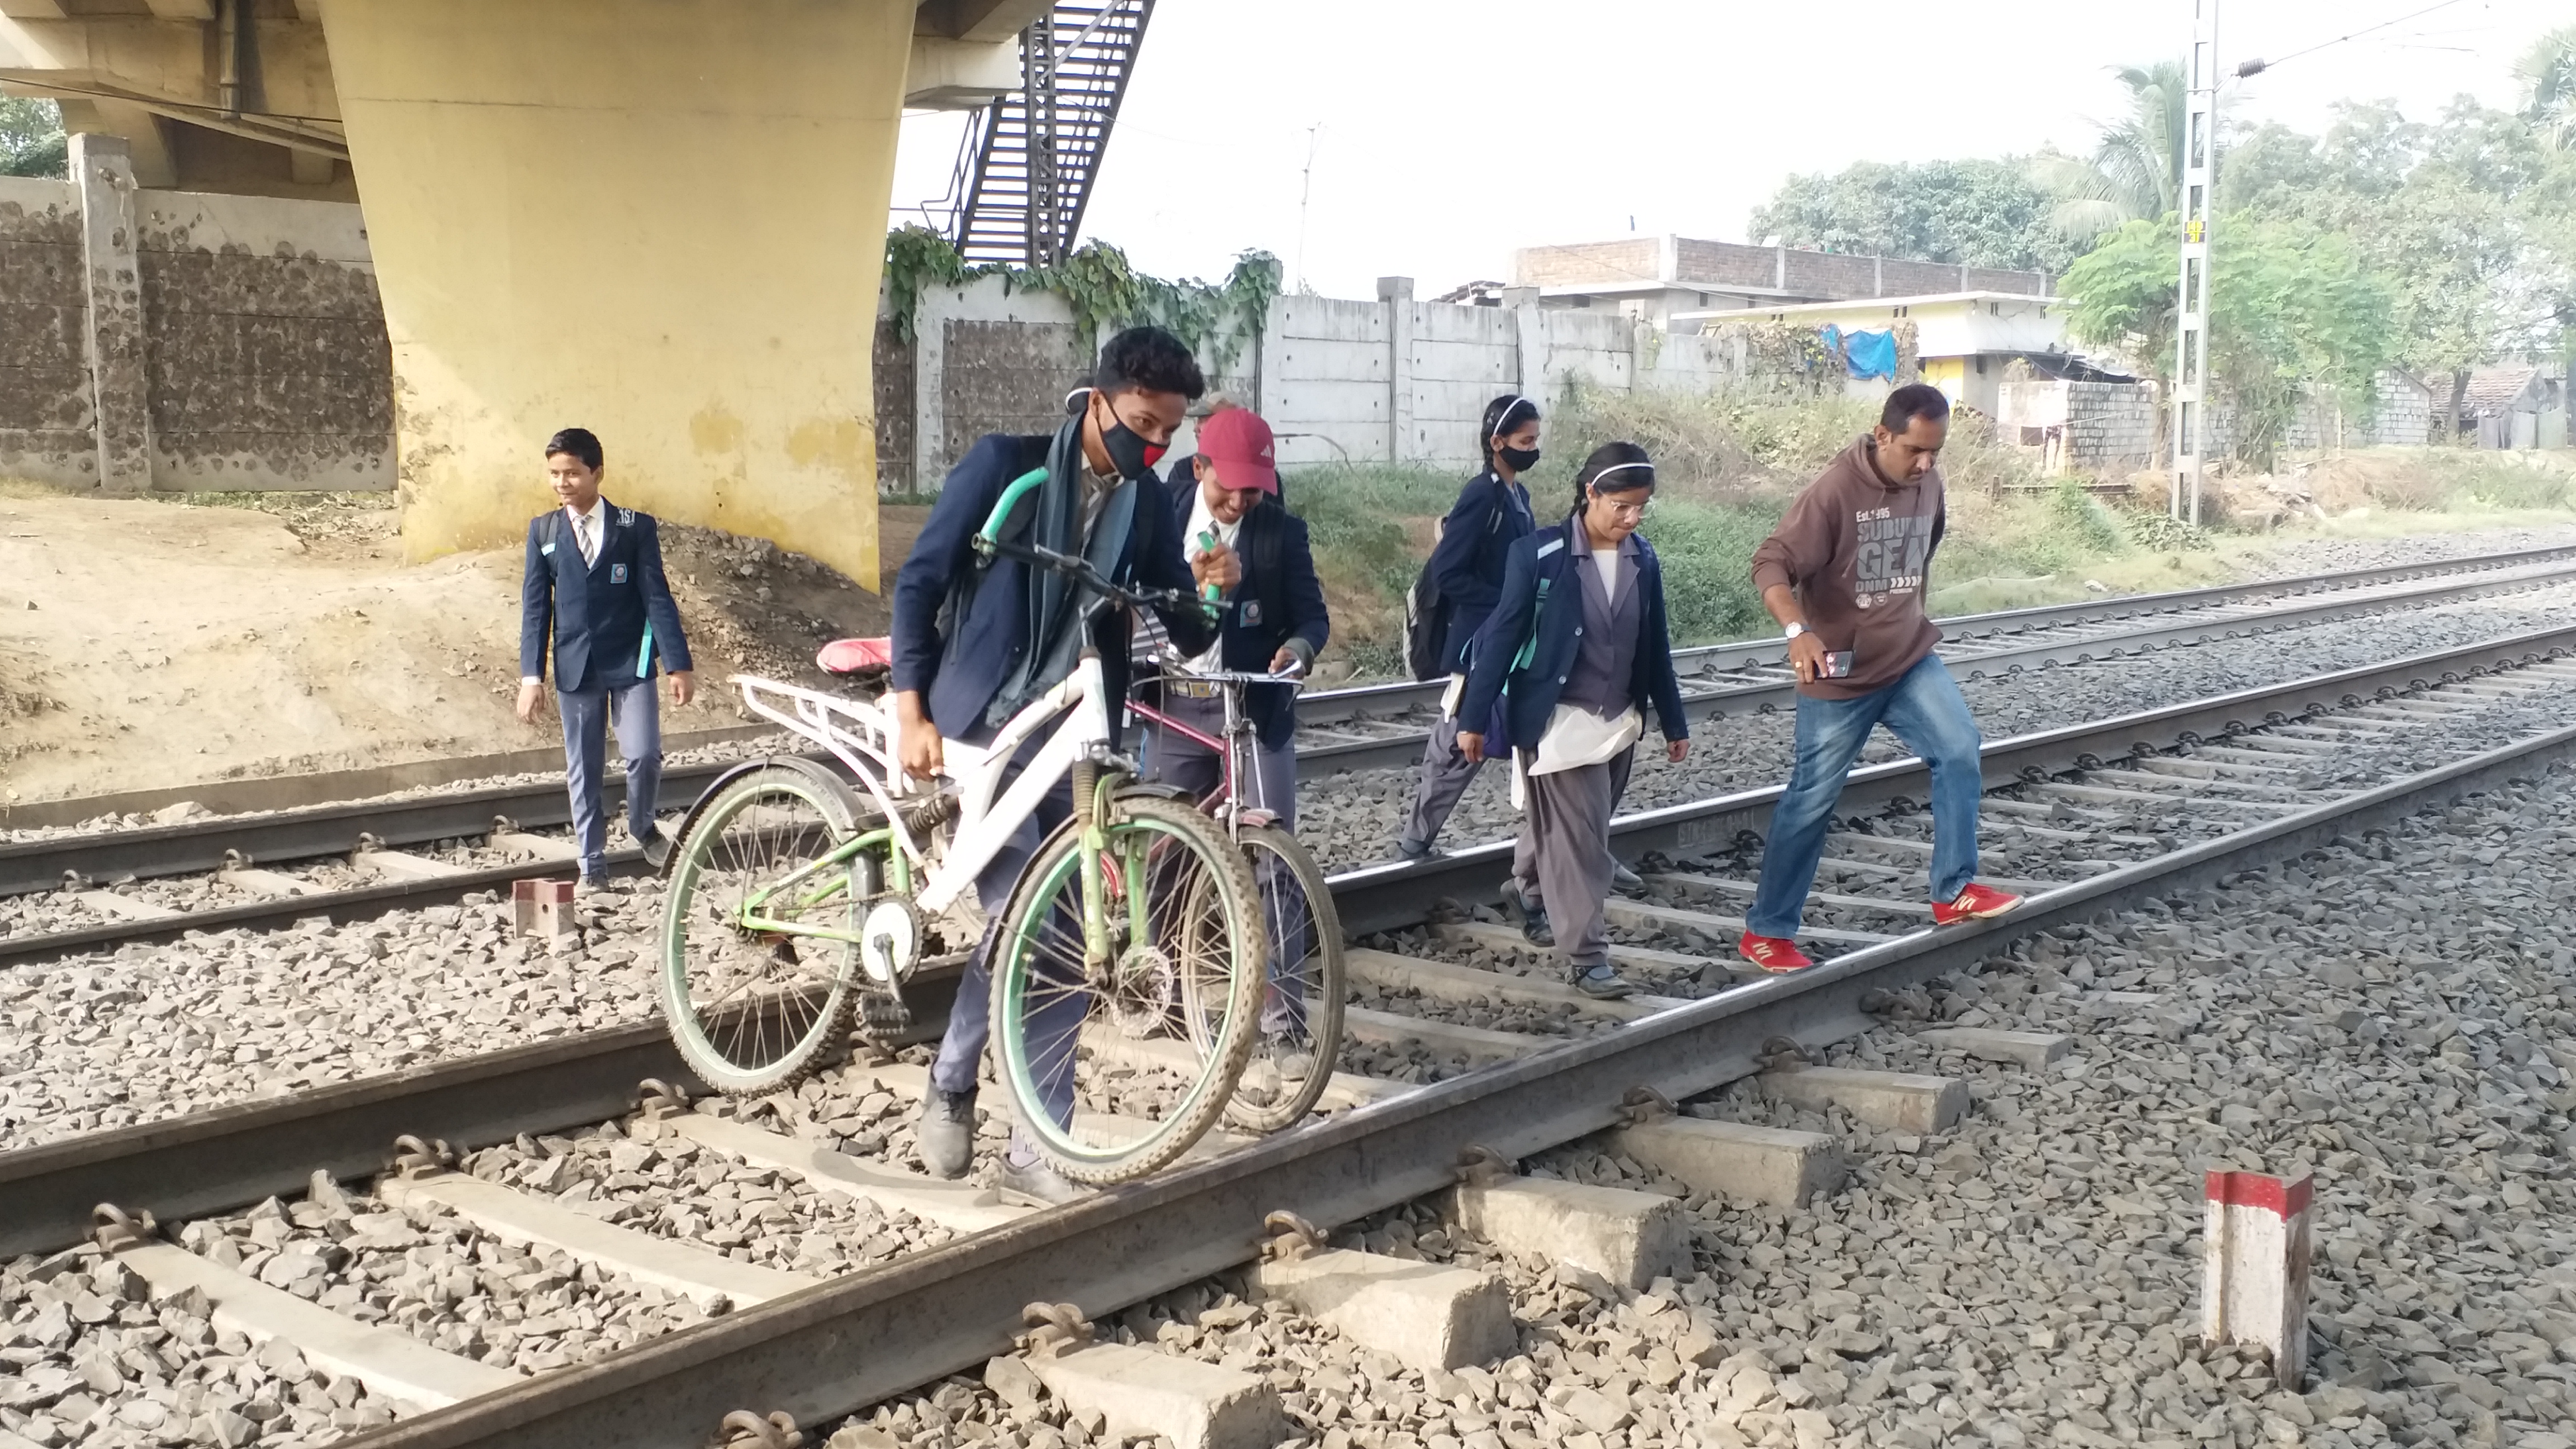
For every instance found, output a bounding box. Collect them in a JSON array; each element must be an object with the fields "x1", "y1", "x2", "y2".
[
  {"x1": 1737, "y1": 931, "x2": 1815, "y2": 974},
  {"x1": 1933, "y1": 883, "x2": 2024, "y2": 926}
]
